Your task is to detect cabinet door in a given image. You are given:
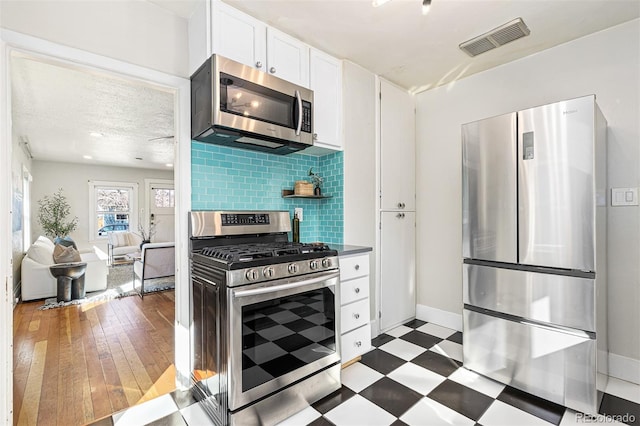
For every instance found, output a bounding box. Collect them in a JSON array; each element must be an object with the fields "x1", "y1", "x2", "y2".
[
  {"x1": 518, "y1": 96, "x2": 596, "y2": 271},
  {"x1": 266, "y1": 27, "x2": 309, "y2": 87},
  {"x1": 309, "y1": 48, "x2": 342, "y2": 150},
  {"x1": 380, "y1": 211, "x2": 416, "y2": 331},
  {"x1": 380, "y1": 79, "x2": 415, "y2": 211},
  {"x1": 212, "y1": 1, "x2": 266, "y2": 70}
]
